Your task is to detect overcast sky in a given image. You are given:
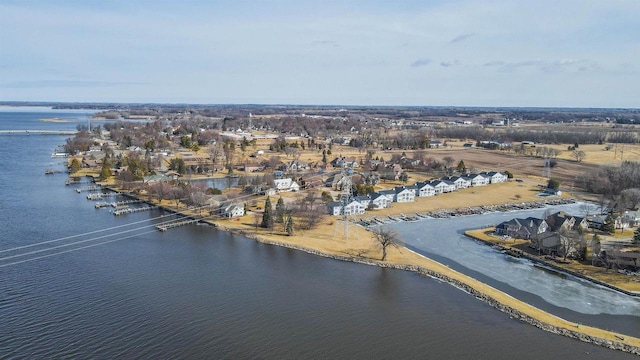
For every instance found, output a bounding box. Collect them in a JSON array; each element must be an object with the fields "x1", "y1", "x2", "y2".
[{"x1": 1, "y1": 0, "x2": 638, "y2": 107}]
